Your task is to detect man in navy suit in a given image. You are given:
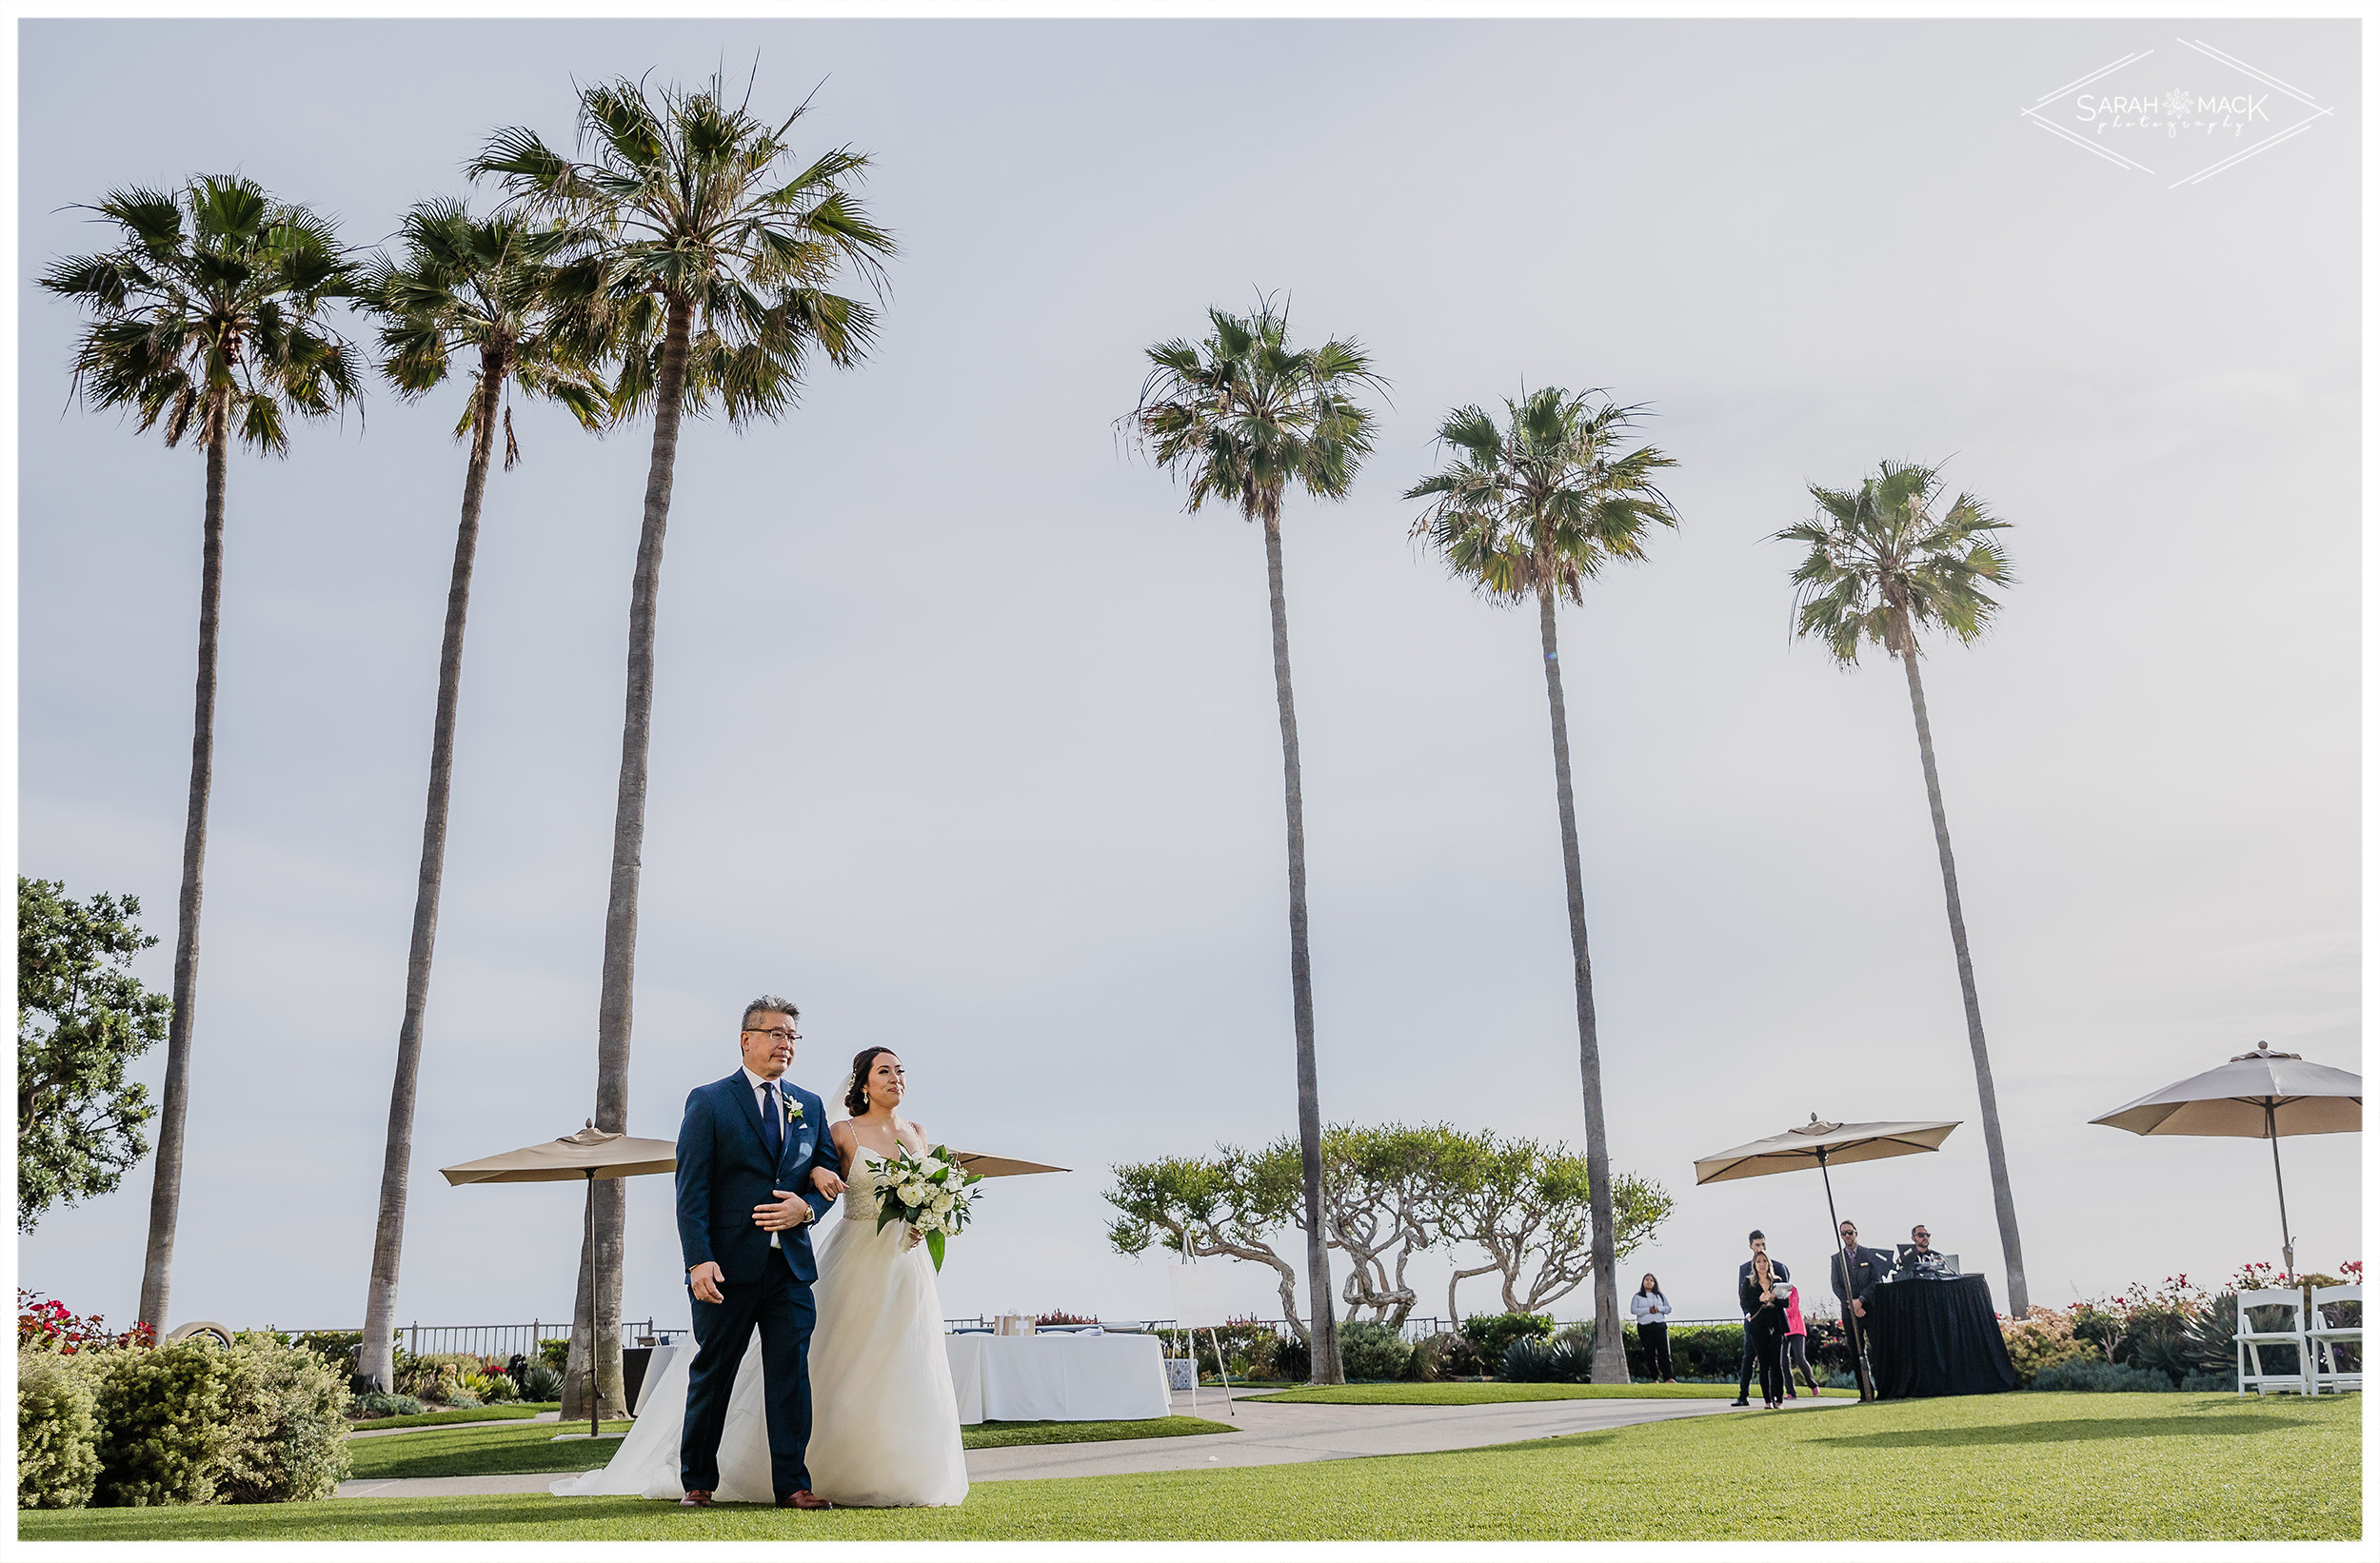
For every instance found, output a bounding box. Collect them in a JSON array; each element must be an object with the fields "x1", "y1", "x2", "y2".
[{"x1": 675, "y1": 996, "x2": 844, "y2": 1510}]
